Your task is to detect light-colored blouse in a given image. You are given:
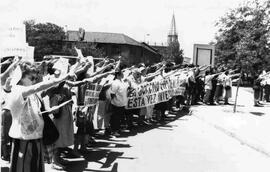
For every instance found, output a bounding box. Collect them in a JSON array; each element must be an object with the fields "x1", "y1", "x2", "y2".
[{"x1": 6, "y1": 85, "x2": 44, "y2": 140}]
